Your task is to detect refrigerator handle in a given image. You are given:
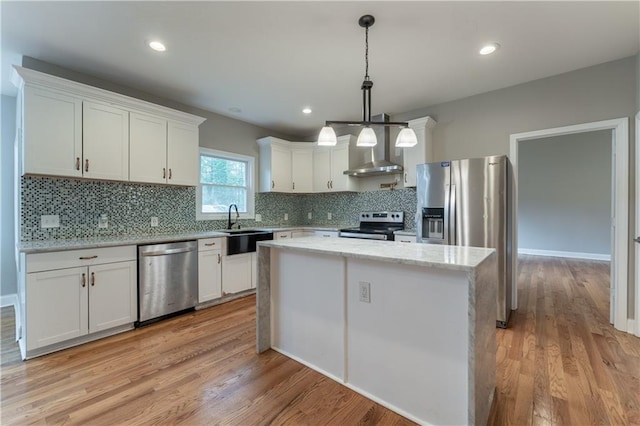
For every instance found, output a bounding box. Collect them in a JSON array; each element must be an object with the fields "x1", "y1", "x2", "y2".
[
  {"x1": 444, "y1": 184, "x2": 450, "y2": 245},
  {"x1": 449, "y1": 184, "x2": 456, "y2": 245}
]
